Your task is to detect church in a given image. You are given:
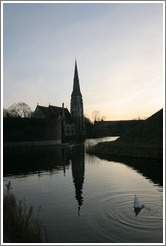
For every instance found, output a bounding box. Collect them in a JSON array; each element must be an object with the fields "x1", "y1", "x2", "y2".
[{"x1": 33, "y1": 60, "x2": 85, "y2": 140}]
